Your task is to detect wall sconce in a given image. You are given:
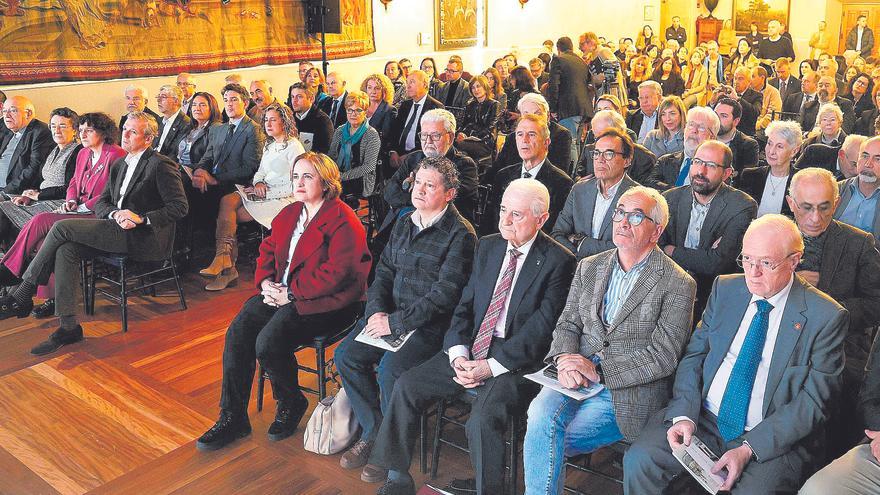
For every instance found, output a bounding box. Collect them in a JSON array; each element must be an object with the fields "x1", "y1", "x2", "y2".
[
  {"x1": 379, "y1": 0, "x2": 392, "y2": 11},
  {"x1": 518, "y1": 0, "x2": 528, "y2": 7}
]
